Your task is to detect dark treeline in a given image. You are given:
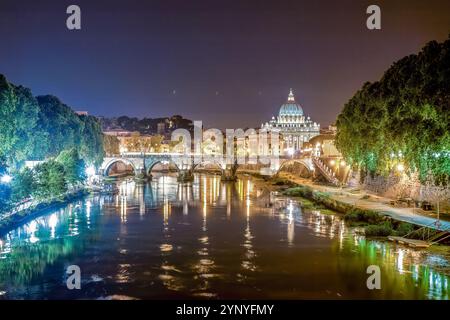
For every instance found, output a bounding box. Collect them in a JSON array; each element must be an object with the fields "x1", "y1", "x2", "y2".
[
  {"x1": 100, "y1": 115, "x2": 193, "y2": 135},
  {"x1": 336, "y1": 35, "x2": 450, "y2": 184},
  {"x1": 0, "y1": 74, "x2": 104, "y2": 169}
]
